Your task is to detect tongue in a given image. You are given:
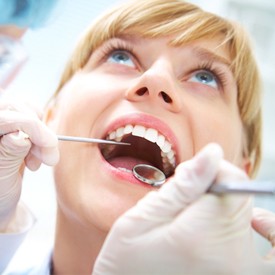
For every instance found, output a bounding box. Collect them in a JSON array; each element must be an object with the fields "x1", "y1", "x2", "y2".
[{"x1": 109, "y1": 156, "x2": 151, "y2": 170}]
